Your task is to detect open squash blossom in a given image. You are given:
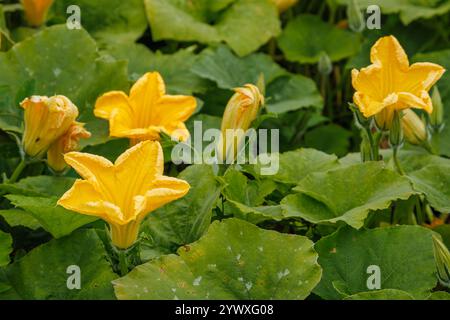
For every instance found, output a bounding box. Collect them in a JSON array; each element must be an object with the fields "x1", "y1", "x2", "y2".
[
  {"x1": 47, "y1": 122, "x2": 91, "y2": 172},
  {"x1": 401, "y1": 109, "x2": 427, "y2": 145},
  {"x1": 57, "y1": 141, "x2": 190, "y2": 249},
  {"x1": 94, "y1": 72, "x2": 197, "y2": 145},
  {"x1": 217, "y1": 84, "x2": 264, "y2": 163},
  {"x1": 351, "y1": 35, "x2": 445, "y2": 130},
  {"x1": 21, "y1": 0, "x2": 54, "y2": 27},
  {"x1": 21, "y1": 95, "x2": 79, "y2": 158},
  {"x1": 272, "y1": 0, "x2": 298, "y2": 13}
]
